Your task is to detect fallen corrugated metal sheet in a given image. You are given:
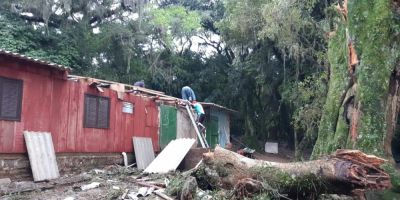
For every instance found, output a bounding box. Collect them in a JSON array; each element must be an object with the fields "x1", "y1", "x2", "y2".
[
  {"x1": 144, "y1": 138, "x2": 196, "y2": 173},
  {"x1": 132, "y1": 137, "x2": 155, "y2": 169},
  {"x1": 23, "y1": 131, "x2": 60, "y2": 181}
]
